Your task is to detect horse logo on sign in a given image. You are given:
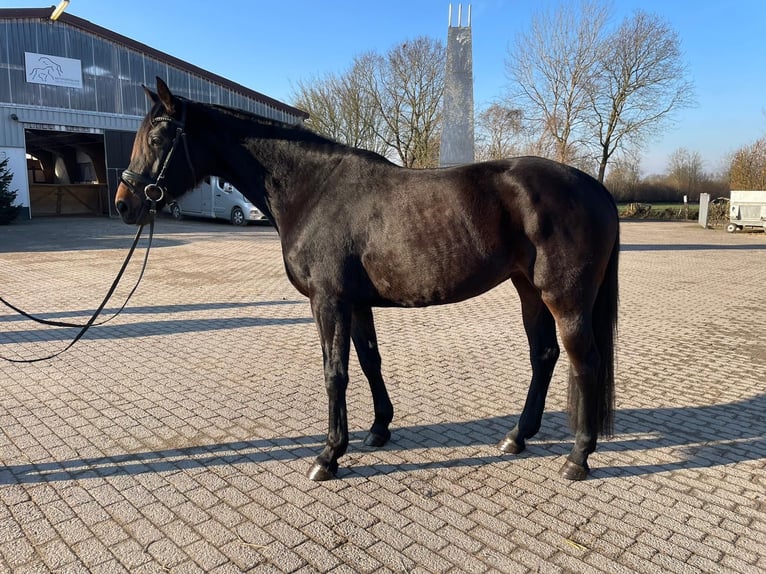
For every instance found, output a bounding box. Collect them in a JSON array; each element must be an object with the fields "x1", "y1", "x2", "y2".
[{"x1": 24, "y1": 52, "x2": 83, "y2": 89}]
